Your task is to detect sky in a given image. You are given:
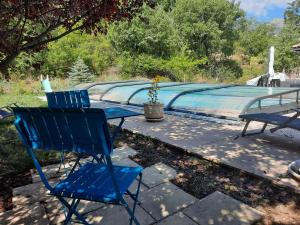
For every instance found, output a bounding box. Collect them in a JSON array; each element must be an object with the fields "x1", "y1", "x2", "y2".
[{"x1": 238, "y1": 0, "x2": 294, "y2": 22}]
